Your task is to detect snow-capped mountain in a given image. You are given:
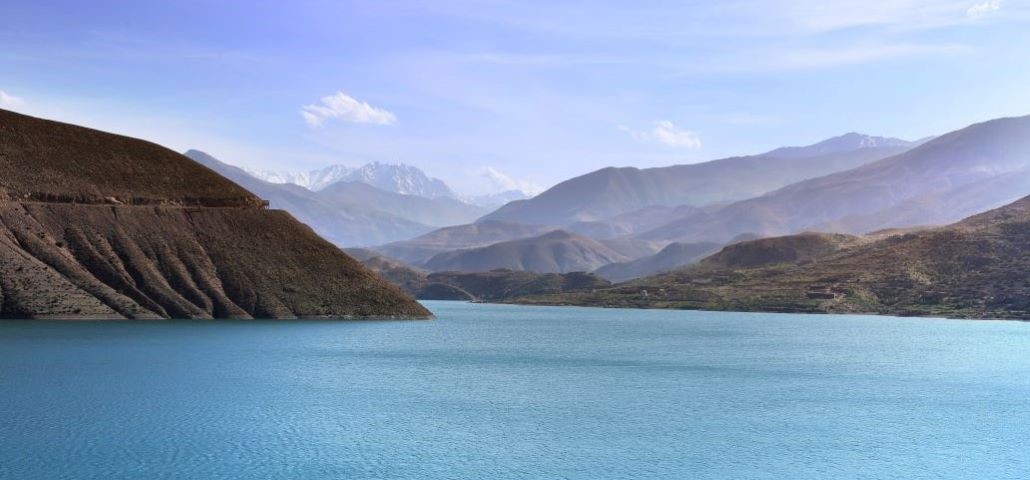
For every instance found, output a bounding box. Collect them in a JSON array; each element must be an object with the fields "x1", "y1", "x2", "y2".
[
  {"x1": 347, "y1": 163, "x2": 456, "y2": 199},
  {"x1": 247, "y1": 165, "x2": 354, "y2": 191},
  {"x1": 247, "y1": 162, "x2": 457, "y2": 198}
]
